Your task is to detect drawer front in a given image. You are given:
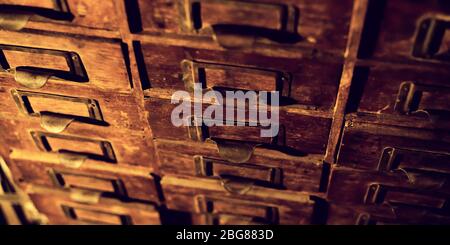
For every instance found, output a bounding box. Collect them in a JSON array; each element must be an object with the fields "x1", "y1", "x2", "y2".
[
  {"x1": 162, "y1": 176, "x2": 316, "y2": 225},
  {"x1": 30, "y1": 193, "x2": 160, "y2": 225},
  {"x1": 0, "y1": 30, "x2": 130, "y2": 92},
  {"x1": 137, "y1": 42, "x2": 342, "y2": 111},
  {"x1": 9, "y1": 158, "x2": 158, "y2": 202},
  {"x1": 0, "y1": 118, "x2": 154, "y2": 167},
  {"x1": 0, "y1": 0, "x2": 118, "y2": 31},
  {"x1": 128, "y1": 0, "x2": 353, "y2": 52},
  {"x1": 352, "y1": 64, "x2": 450, "y2": 127},
  {"x1": 327, "y1": 204, "x2": 450, "y2": 225},
  {"x1": 0, "y1": 86, "x2": 145, "y2": 131},
  {"x1": 337, "y1": 120, "x2": 450, "y2": 171},
  {"x1": 327, "y1": 168, "x2": 450, "y2": 212},
  {"x1": 155, "y1": 139, "x2": 323, "y2": 192},
  {"x1": 146, "y1": 97, "x2": 331, "y2": 158},
  {"x1": 359, "y1": 0, "x2": 450, "y2": 63}
]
